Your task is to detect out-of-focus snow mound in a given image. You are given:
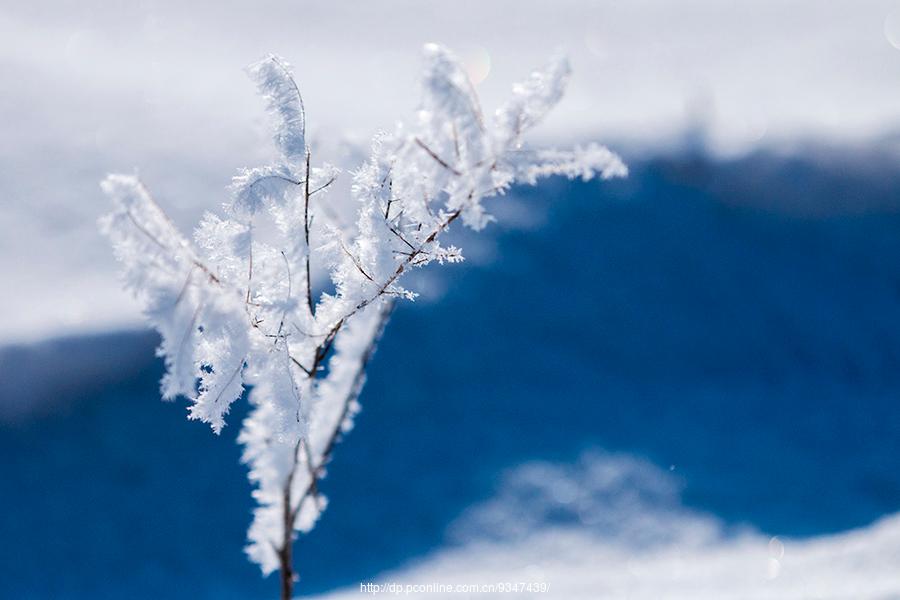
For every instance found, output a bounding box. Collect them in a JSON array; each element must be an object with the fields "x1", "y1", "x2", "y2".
[{"x1": 317, "y1": 452, "x2": 900, "y2": 600}]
